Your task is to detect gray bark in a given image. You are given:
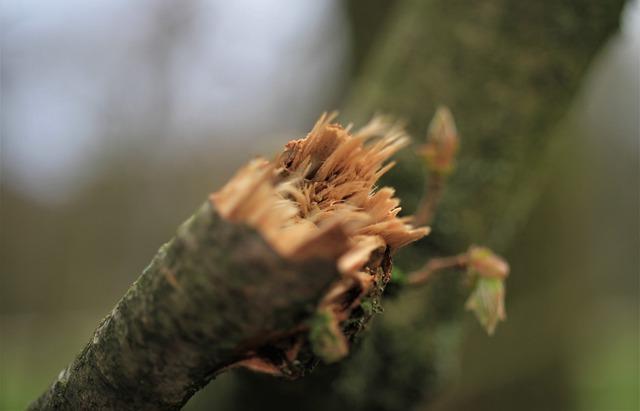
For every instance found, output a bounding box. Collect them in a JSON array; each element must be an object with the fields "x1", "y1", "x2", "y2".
[{"x1": 29, "y1": 202, "x2": 339, "y2": 410}]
